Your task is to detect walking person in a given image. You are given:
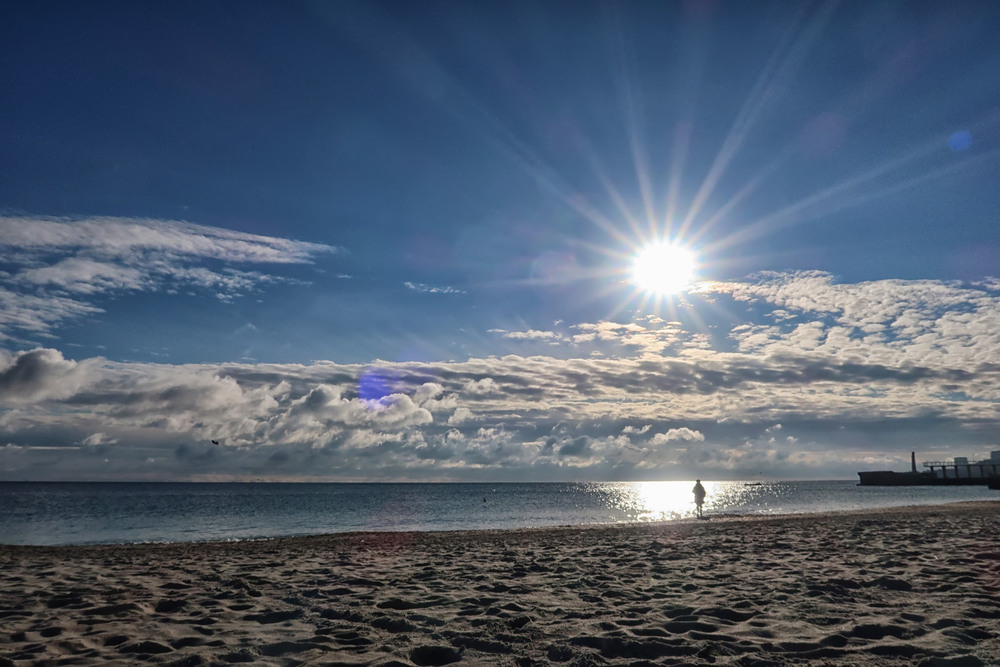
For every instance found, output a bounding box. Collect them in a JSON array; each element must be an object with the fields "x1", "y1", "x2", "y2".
[{"x1": 692, "y1": 479, "x2": 706, "y2": 518}]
